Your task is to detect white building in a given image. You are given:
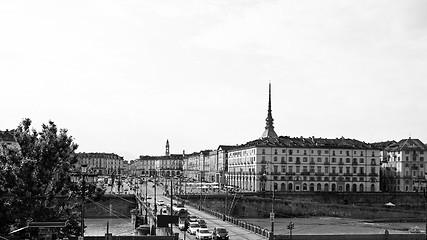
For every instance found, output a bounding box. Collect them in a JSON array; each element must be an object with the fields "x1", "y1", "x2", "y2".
[
  {"x1": 226, "y1": 137, "x2": 381, "y2": 192},
  {"x1": 382, "y1": 138, "x2": 427, "y2": 192}
]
